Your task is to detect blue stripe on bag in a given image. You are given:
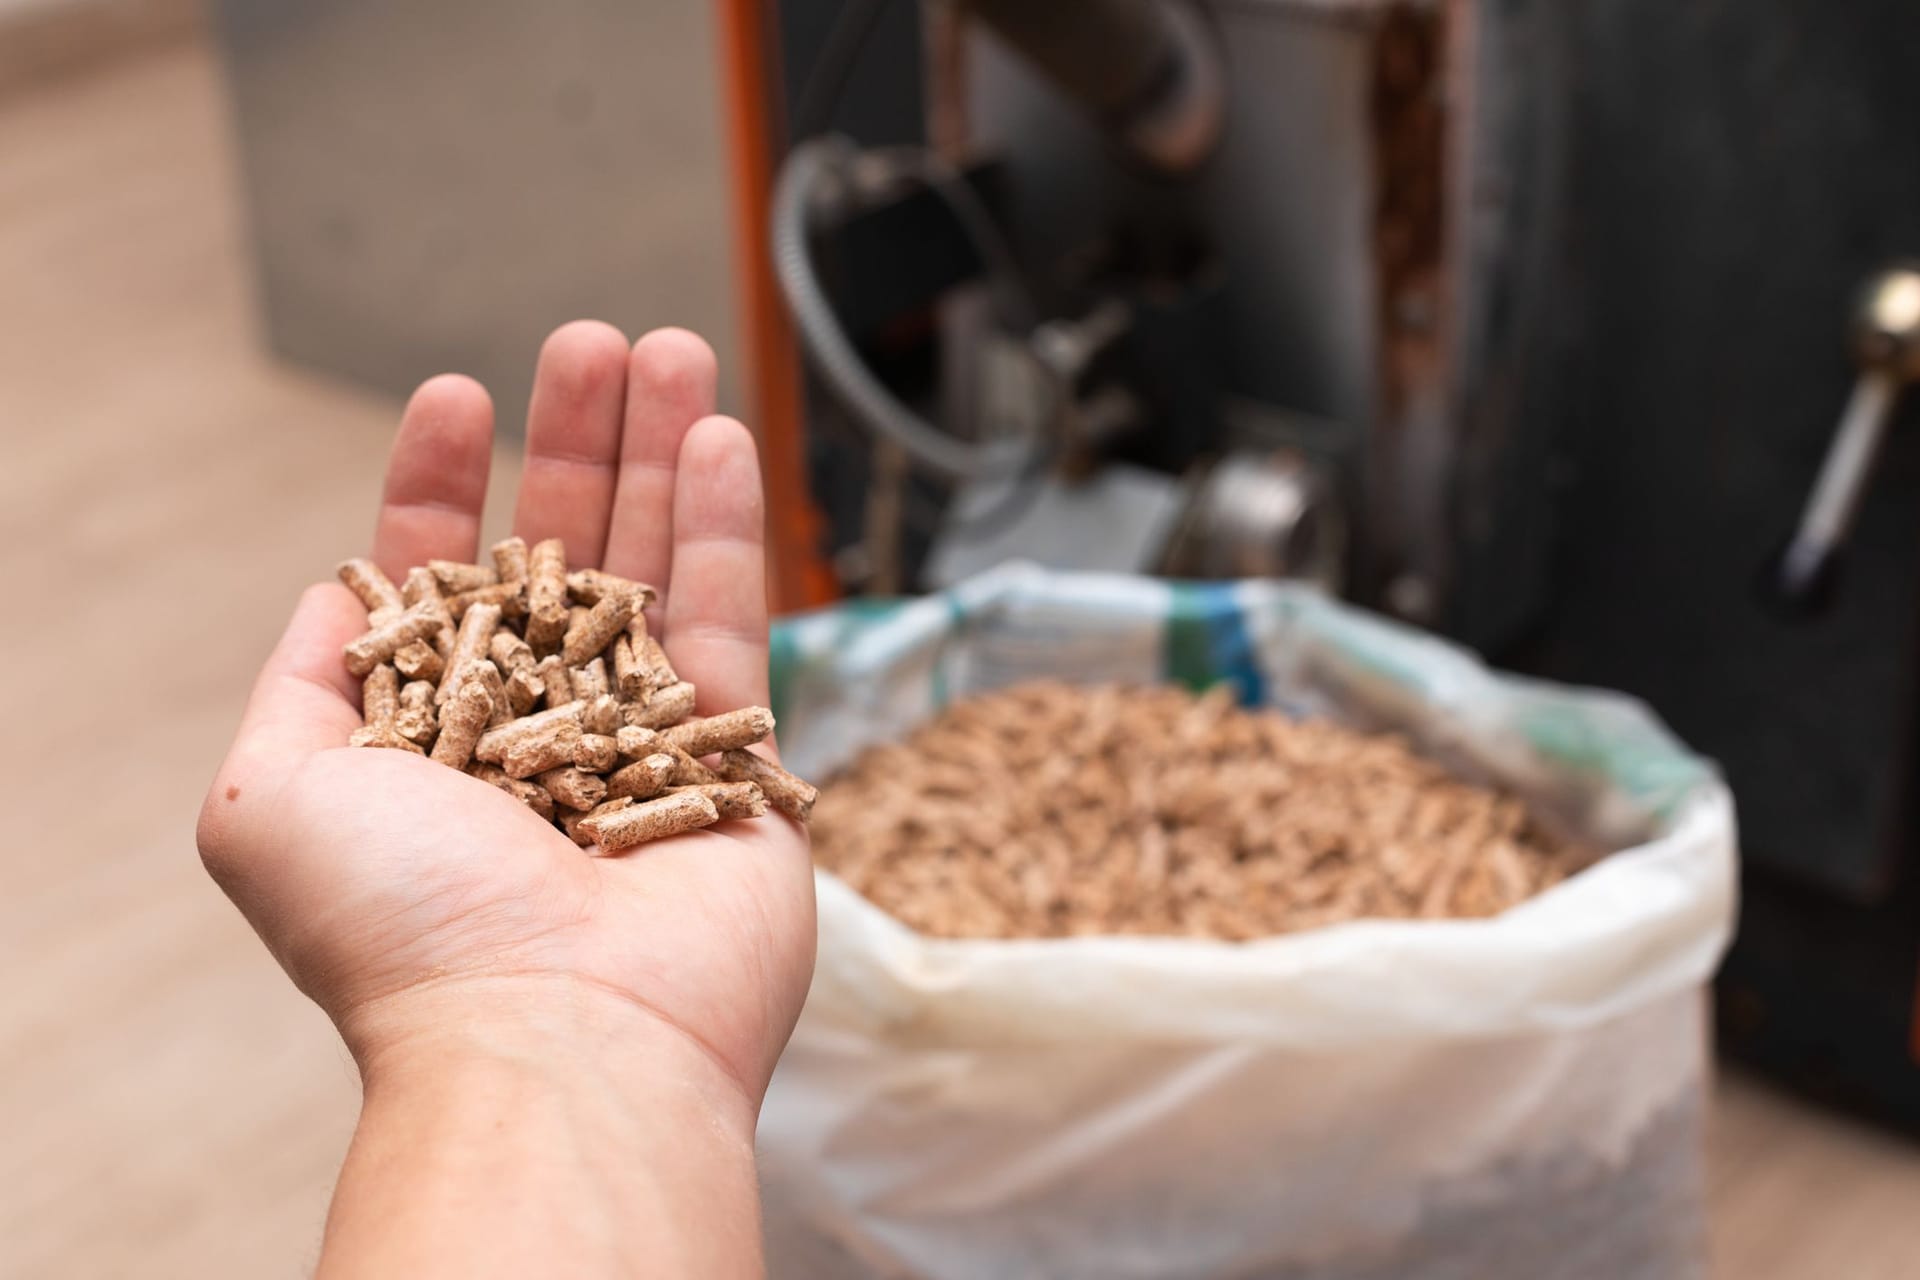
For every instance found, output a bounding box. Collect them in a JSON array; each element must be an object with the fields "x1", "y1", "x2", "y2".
[{"x1": 1165, "y1": 582, "x2": 1265, "y2": 706}]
